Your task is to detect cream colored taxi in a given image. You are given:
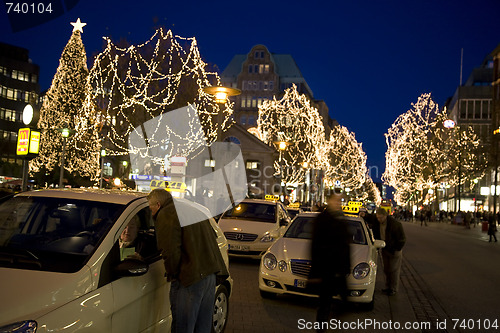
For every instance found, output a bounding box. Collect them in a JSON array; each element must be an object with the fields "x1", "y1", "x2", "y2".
[
  {"x1": 0, "y1": 189, "x2": 232, "y2": 333},
  {"x1": 259, "y1": 212, "x2": 385, "y2": 309},
  {"x1": 218, "y1": 198, "x2": 291, "y2": 259}
]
